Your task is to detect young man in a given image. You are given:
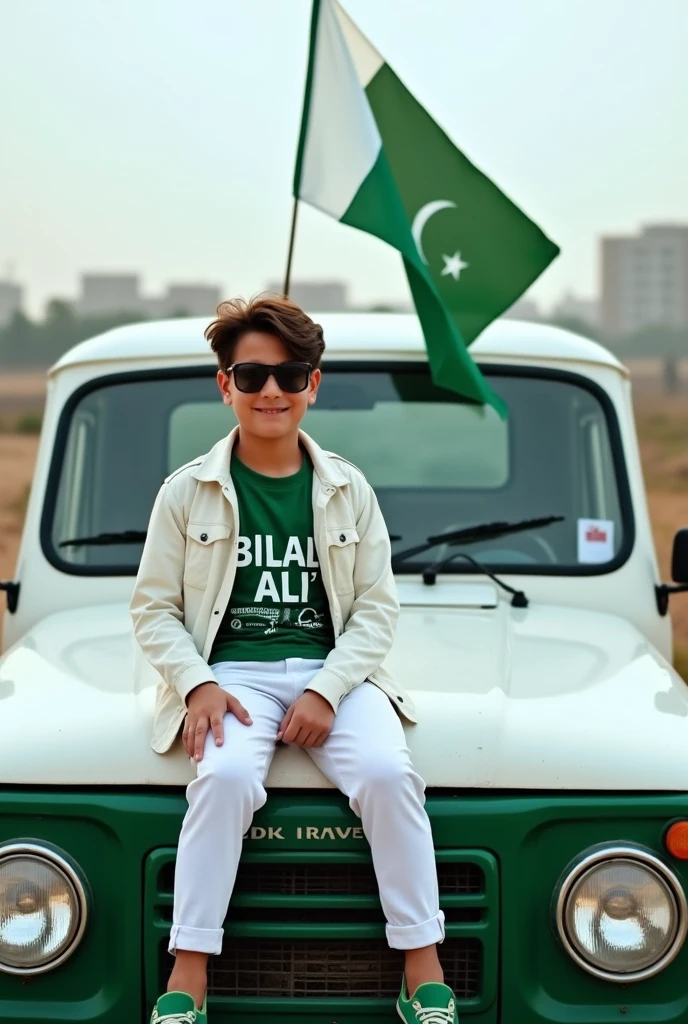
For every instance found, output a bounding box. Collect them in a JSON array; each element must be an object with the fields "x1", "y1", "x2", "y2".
[{"x1": 131, "y1": 296, "x2": 458, "y2": 1024}]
